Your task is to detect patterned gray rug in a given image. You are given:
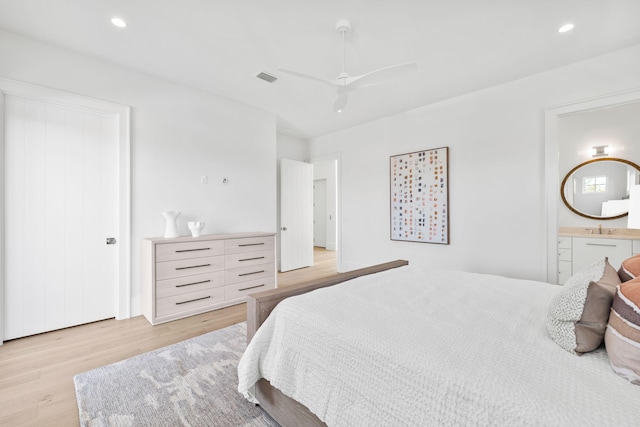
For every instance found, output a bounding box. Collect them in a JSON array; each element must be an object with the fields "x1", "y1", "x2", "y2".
[{"x1": 74, "y1": 322, "x2": 279, "y2": 427}]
